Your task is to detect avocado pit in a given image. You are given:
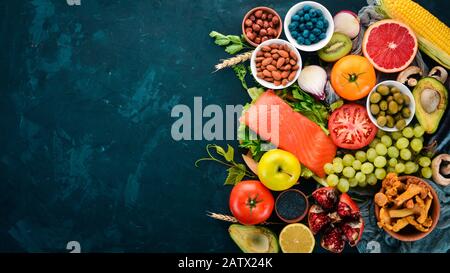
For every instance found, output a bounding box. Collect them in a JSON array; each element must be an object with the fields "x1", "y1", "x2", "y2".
[
  {"x1": 431, "y1": 154, "x2": 450, "y2": 186},
  {"x1": 420, "y1": 88, "x2": 441, "y2": 113}
]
